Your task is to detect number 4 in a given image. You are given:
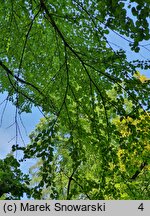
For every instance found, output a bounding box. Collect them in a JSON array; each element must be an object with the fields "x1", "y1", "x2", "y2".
[{"x1": 138, "y1": 203, "x2": 144, "y2": 211}]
